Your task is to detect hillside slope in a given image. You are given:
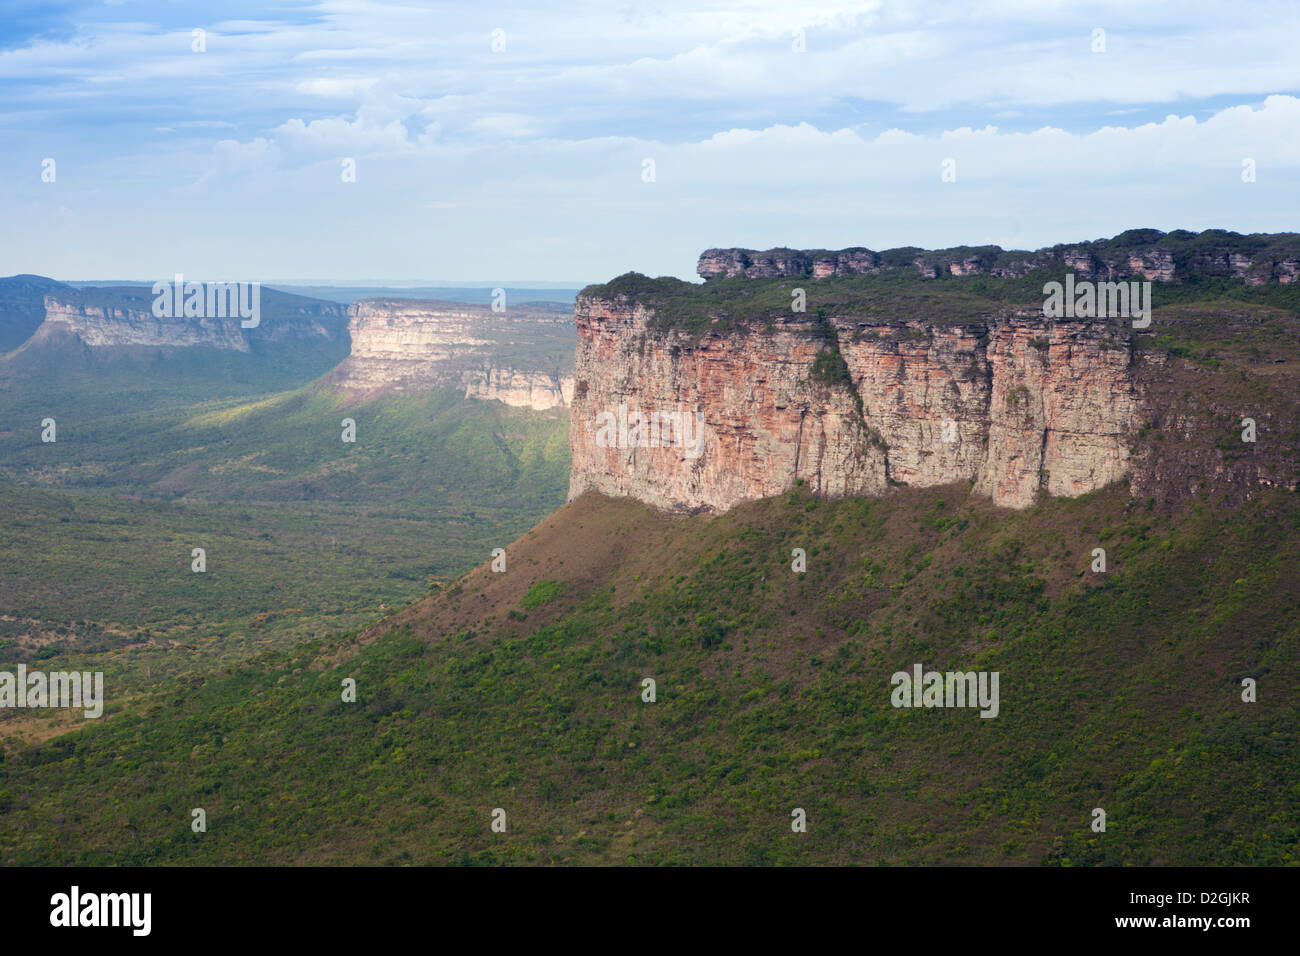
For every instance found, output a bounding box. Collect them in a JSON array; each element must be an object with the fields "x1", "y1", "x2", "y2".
[{"x1": 2, "y1": 482, "x2": 1294, "y2": 865}]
